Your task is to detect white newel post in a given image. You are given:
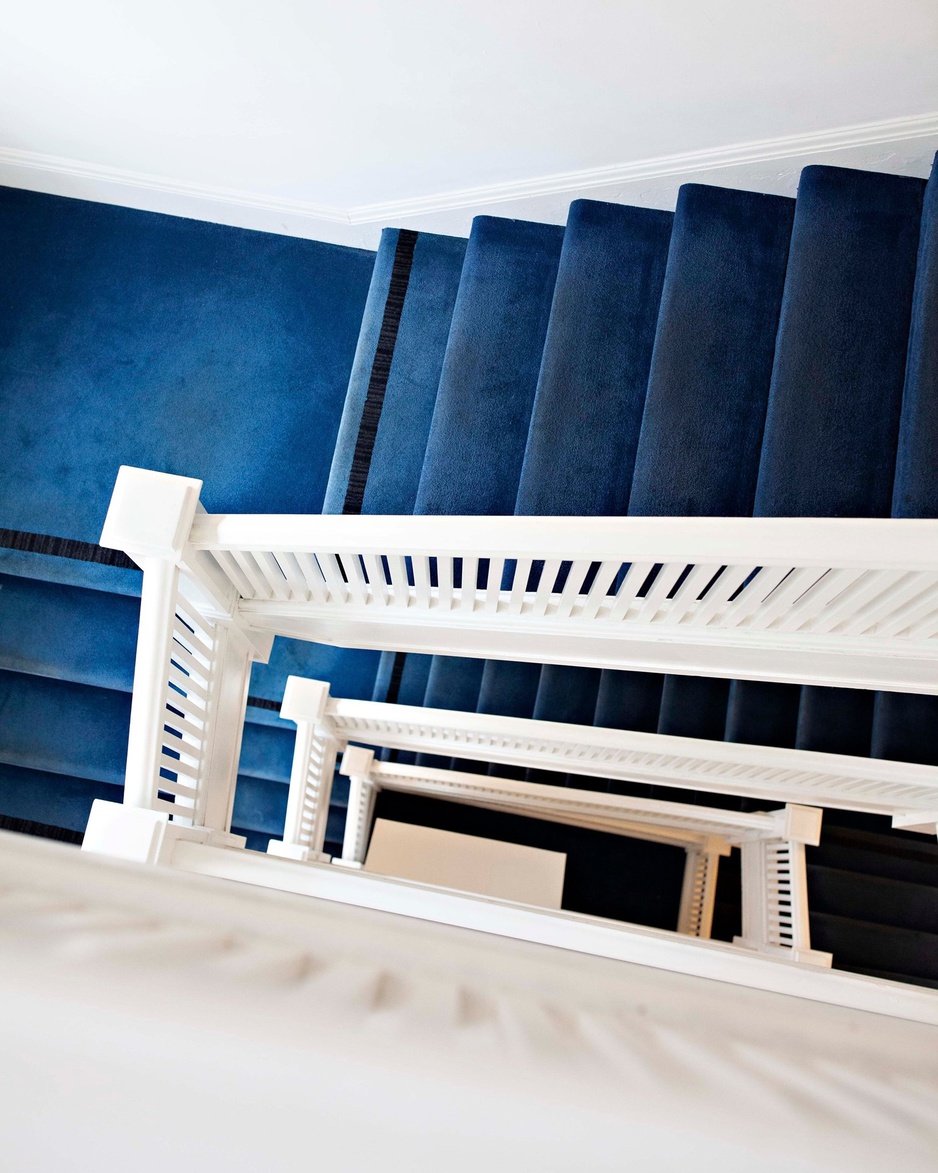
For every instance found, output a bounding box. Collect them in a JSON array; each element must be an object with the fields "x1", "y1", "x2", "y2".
[
  {"x1": 677, "y1": 841, "x2": 727, "y2": 939},
  {"x1": 336, "y1": 745, "x2": 377, "y2": 868},
  {"x1": 83, "y1": 466, "x2": 270, "y2": 865},
  {"x1": 735, "y1": 804, "x2": 832, "y2": 967},
  {"x1": 267, "y1": 678, "x2": 339, "y2": 863}
]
